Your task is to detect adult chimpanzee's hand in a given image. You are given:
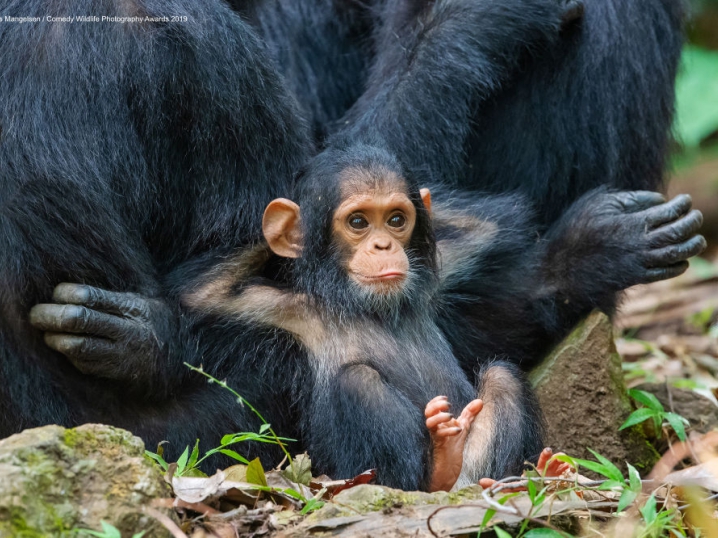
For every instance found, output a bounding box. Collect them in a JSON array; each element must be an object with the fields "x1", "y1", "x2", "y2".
[
  {"x1": 29, "y1": 284, "x2": 177, "y2": 383},
  {"x1": 545, "y1": 190, "x2": 706, "y2": 293}
]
